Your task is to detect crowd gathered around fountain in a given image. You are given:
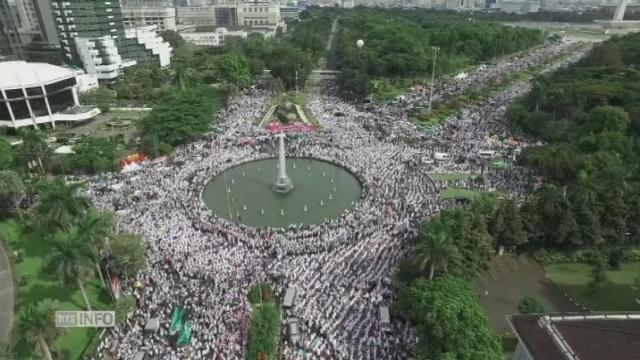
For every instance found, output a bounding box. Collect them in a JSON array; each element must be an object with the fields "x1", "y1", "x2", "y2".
[{"x1": 90, "y1": 40, "x2": 589, "y2": 359}]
